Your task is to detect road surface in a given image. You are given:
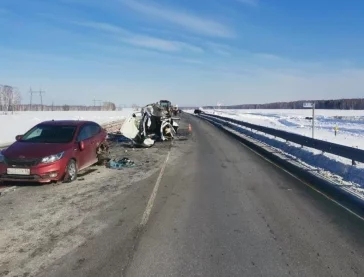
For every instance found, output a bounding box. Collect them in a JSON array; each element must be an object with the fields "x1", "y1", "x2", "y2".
[{"x1": 38, "y1": 114, "x2": 364, "y2": 277}]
